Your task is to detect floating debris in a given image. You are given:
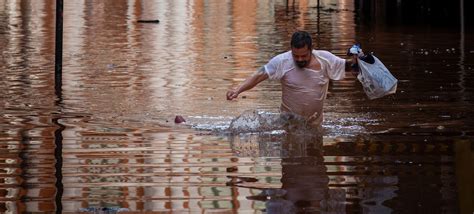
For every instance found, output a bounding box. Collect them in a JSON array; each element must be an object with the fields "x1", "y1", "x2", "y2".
[
  {"x1": 226, "y1": 176, "x2": 259, "y2": 186},
  {"x1": 137, "y1": 19, "x2": 160, "y2": 23},
  {"x1": 174, "y1": 115, "x2": 186, "y2": 123},
  {"x1": 226, "y1": 166, "x2": 238, "y2": 172},
  {"x1": 106, "y1": 64, "x2": 116, "y2": 69}
]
